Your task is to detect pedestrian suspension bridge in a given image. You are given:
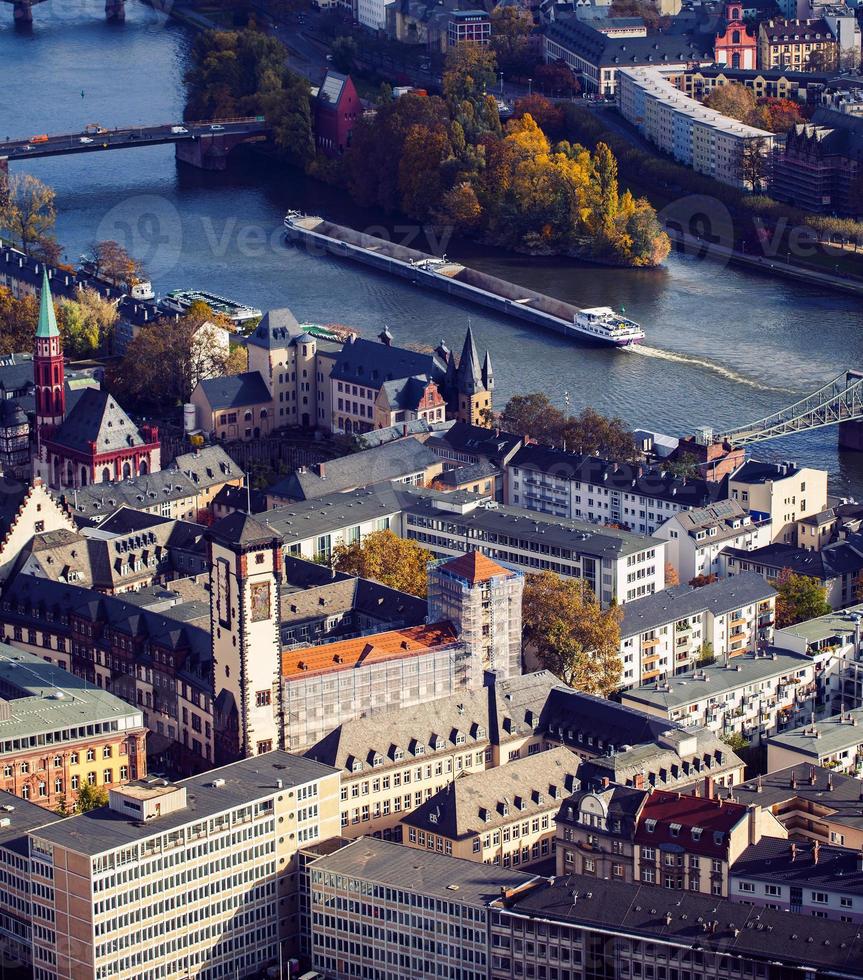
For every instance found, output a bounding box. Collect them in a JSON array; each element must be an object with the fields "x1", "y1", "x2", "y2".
[{"x1": 714, "y1": 370, "x2": 863, "y2": 447}]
